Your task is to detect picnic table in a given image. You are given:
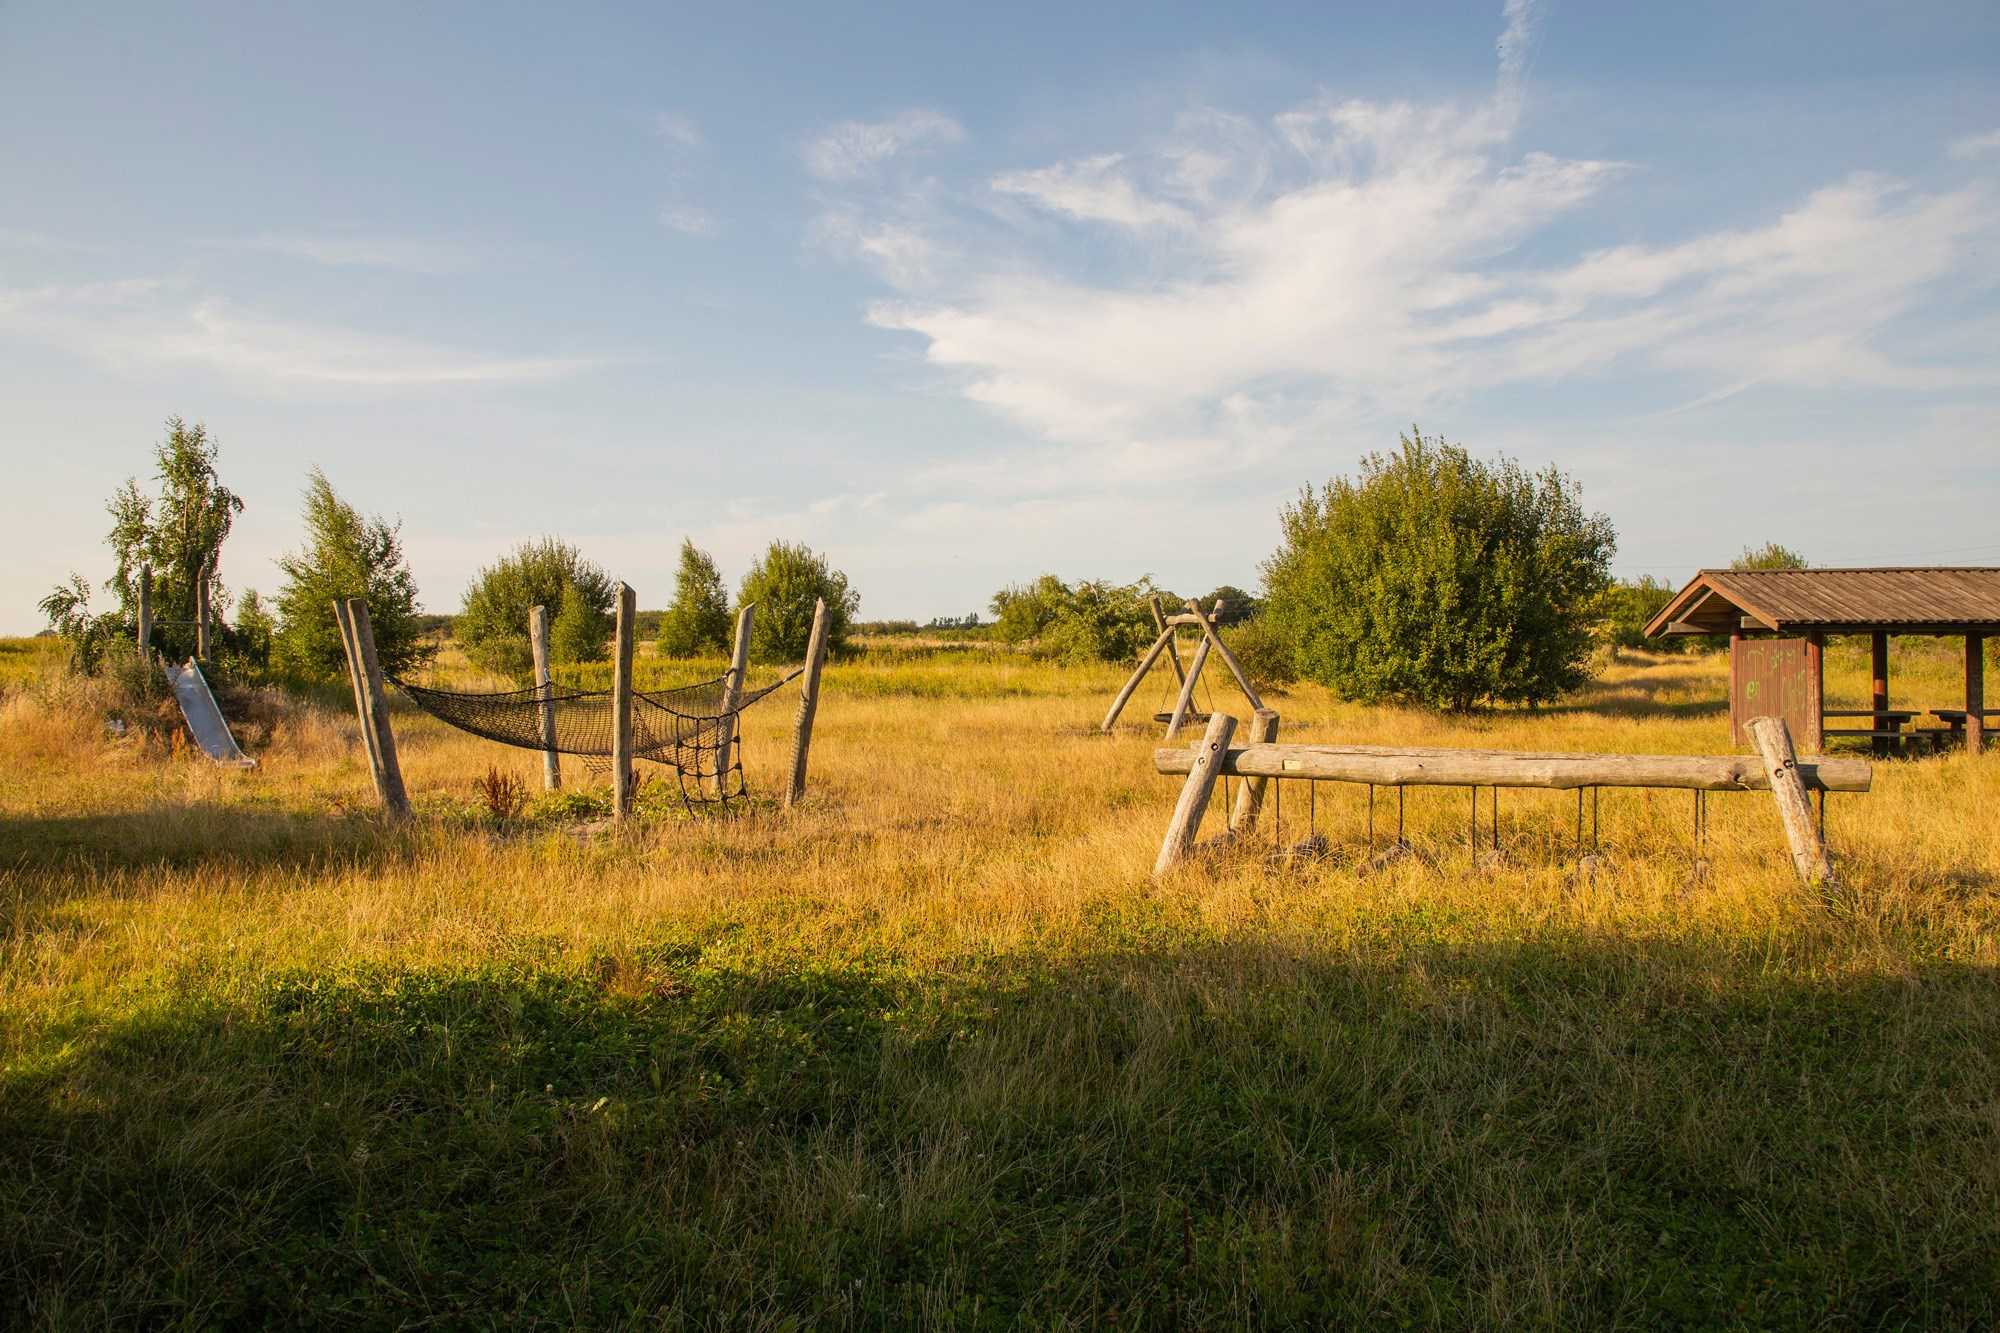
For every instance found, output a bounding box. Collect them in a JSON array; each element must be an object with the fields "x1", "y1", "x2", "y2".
[
  {"x1": 1821, "y1": 710, "x2": 1948, "y2": 755},
  {"x1": 1931, "y1": 709, "x2": 2000, "y2": 747}
]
